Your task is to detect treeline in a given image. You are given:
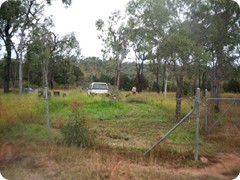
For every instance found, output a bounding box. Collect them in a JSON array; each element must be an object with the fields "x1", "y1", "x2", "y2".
[
  {"x1": 0, "y1": 53, "x2": 239, "y2": 93},
  {"x1": 0, "y1": 0, "x2": 239, "y2": 119},
  {"x1": 0, "y1": 0, "x2": 239, "y2": 94}
]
